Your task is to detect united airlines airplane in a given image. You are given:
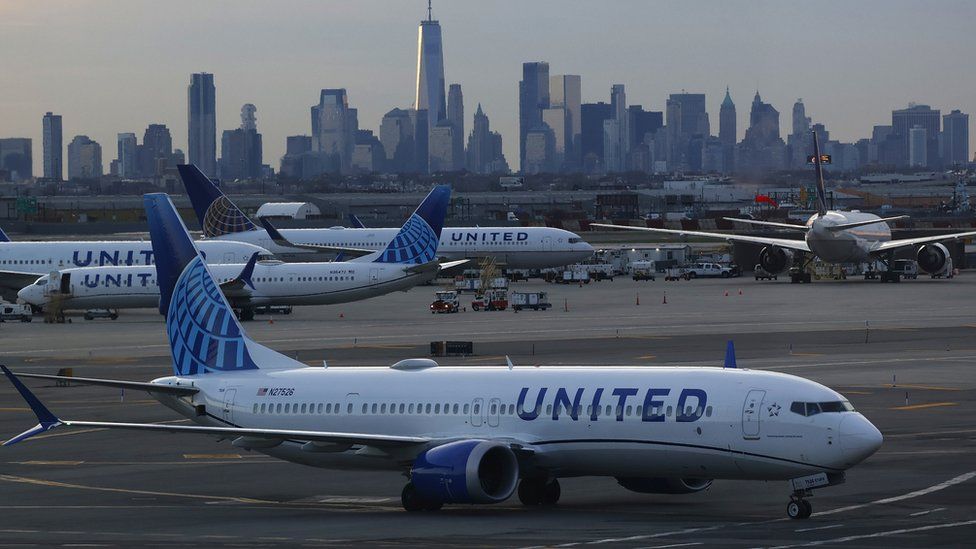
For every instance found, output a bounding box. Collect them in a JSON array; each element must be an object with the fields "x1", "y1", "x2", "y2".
[
  {"x1": 595, "y1": 131, "x2": 976, "y2": 283},
  {"x1": 178, "y1": 164, "x2": 594, "y2": 269},
  {"x1": 17, "y1": 187, "x2": 462, "y2": 317},
  {"x1": 0, "y1": 235, "x2": 271, "y2": 303},
  {"x1": 0, "y1": 193, "x2": 881, "y2": 519}
]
